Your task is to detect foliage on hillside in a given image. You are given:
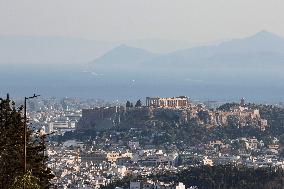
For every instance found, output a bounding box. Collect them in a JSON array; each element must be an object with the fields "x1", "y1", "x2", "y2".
[{"x1": 102, "y1": 165, "x2": 284, "y2": 189}]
